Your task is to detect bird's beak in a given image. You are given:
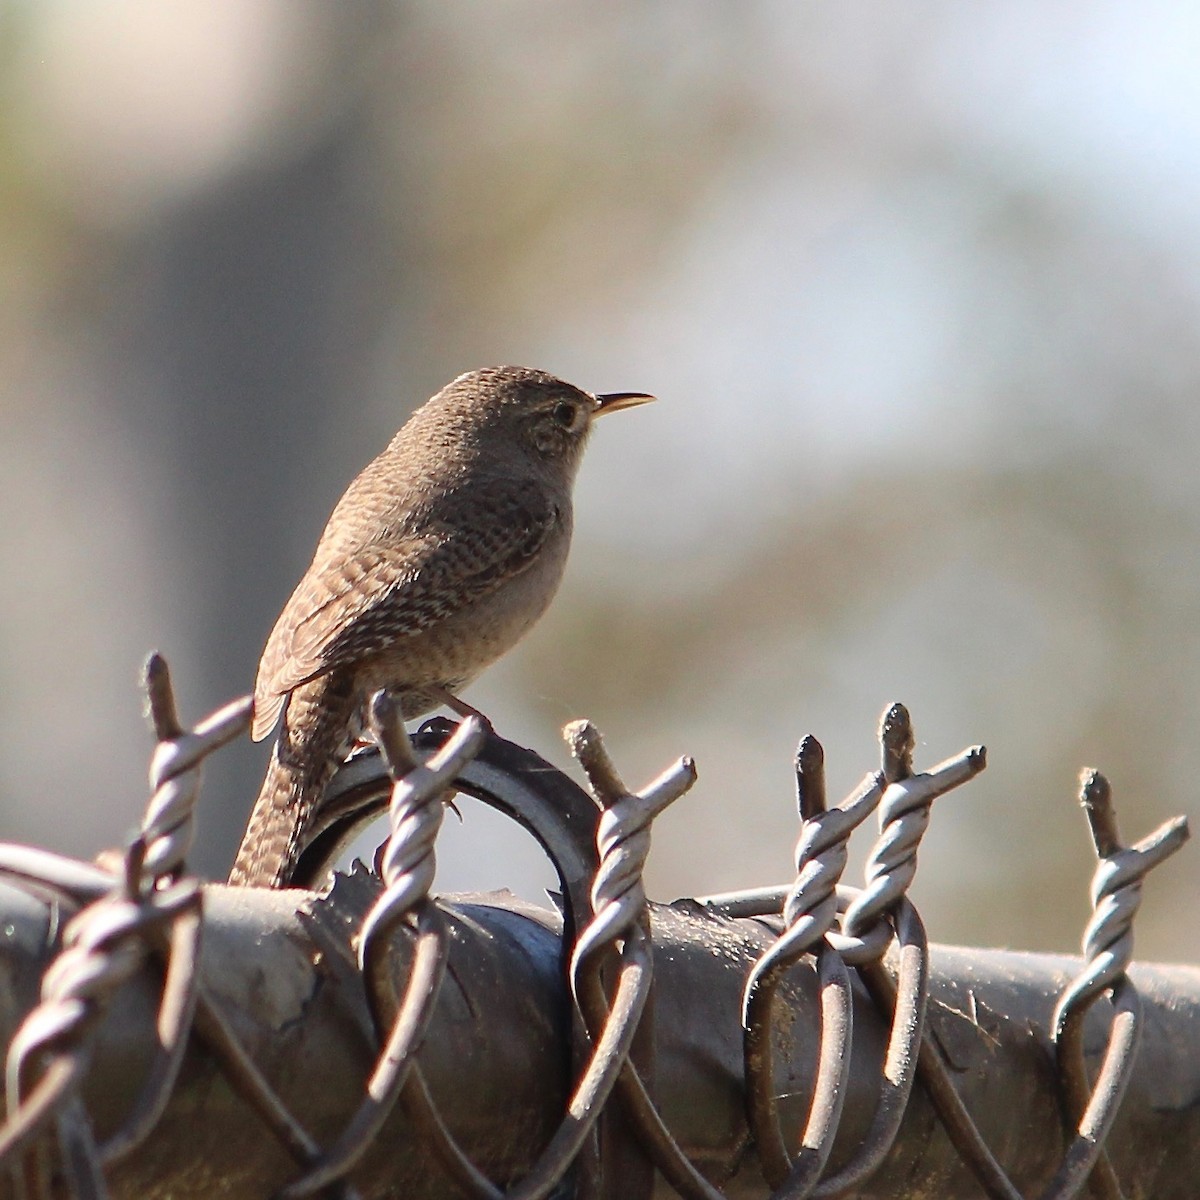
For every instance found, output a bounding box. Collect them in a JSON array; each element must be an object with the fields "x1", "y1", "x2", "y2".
[{"x1": 592, "y1": 391, "x2": 657, "y2": 417}]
